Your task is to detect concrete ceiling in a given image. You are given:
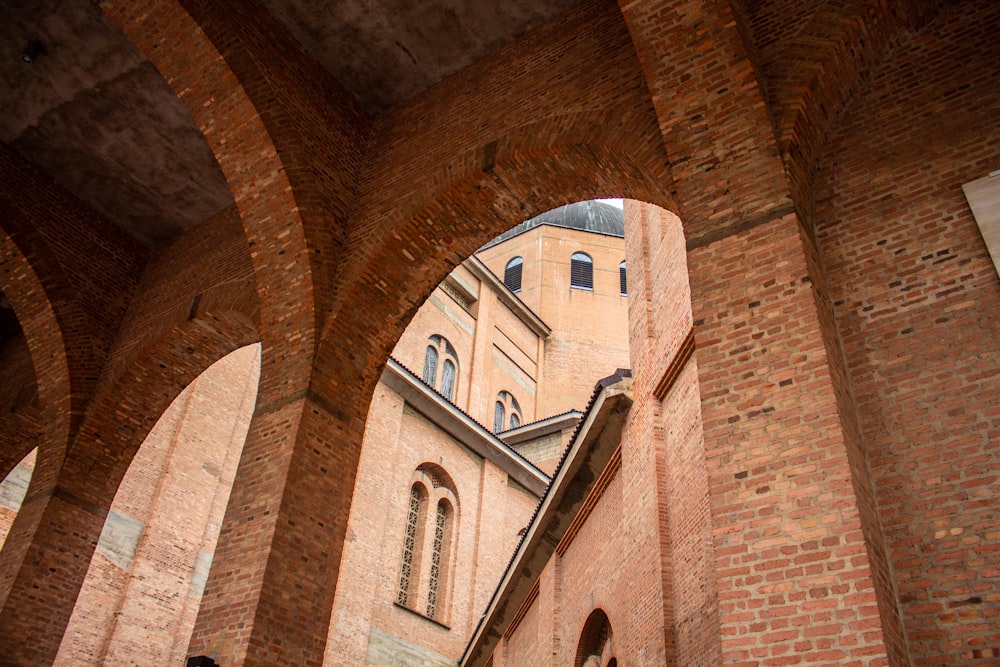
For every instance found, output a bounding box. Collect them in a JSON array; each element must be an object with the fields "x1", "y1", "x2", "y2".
[
  {"x1": 0, "y1": 0, "x2": 233, "y2": 249},
  {"x1": 0, "y1": 0, "x2": 582, "y2": 250},
  {"x1": 258, "y1": 0, "x2": 583, "y2": 114}
]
